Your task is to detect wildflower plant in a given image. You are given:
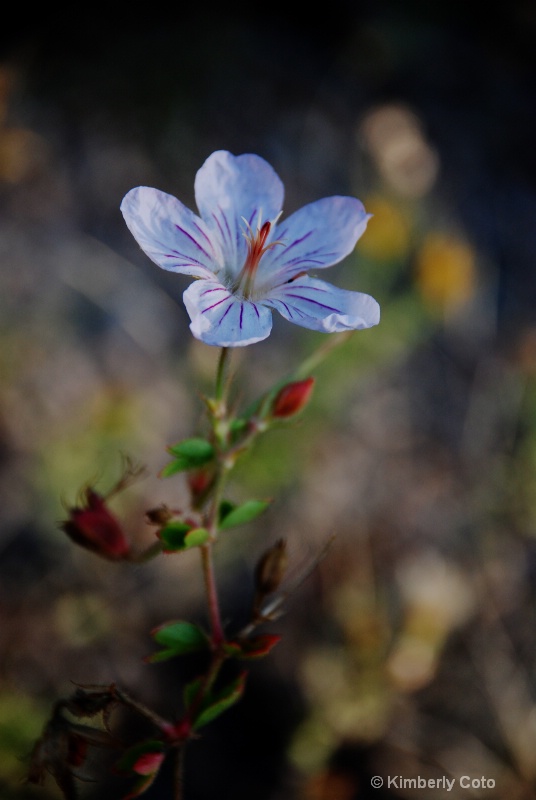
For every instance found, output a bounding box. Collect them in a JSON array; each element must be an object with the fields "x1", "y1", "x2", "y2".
[{"x1": 28, "y1": 151, "x2": 380, "y2": 799}]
